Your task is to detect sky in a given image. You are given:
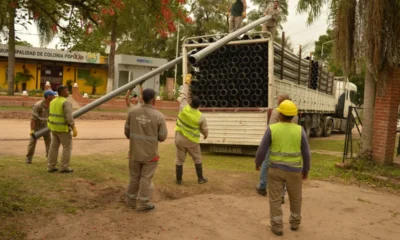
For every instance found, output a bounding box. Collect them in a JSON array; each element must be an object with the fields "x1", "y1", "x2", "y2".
[{"x1": 12, "y1": 0, "x2": 330, "y2": 55}]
